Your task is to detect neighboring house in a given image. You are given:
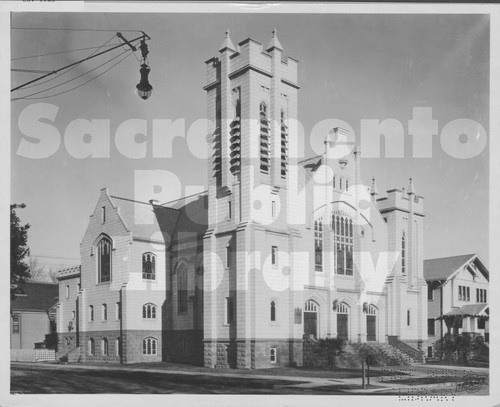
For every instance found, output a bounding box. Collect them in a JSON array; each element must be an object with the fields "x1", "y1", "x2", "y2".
[
  {"x1": 10, "y1": 281, "x2": 59, "y2": 349},
  {"x1": 425, "y1": 254, "x2": 489, "y2": 356},
  {"x1": 56, "y1": 30, "x2": 429, "y2": 368}
]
